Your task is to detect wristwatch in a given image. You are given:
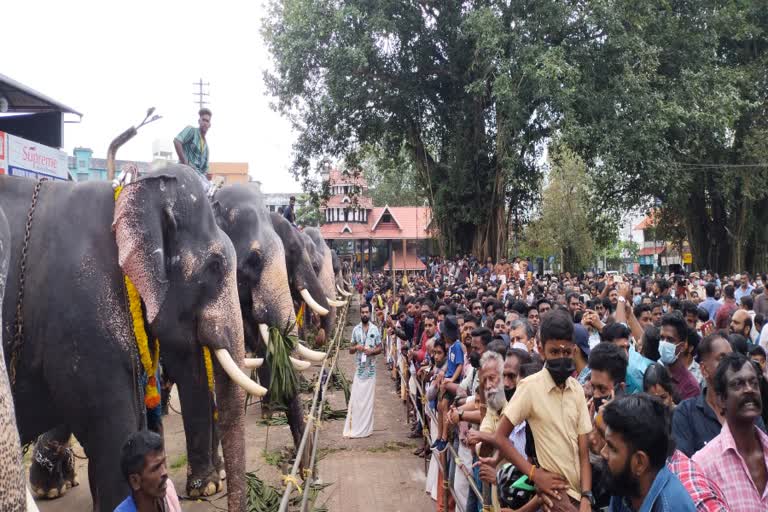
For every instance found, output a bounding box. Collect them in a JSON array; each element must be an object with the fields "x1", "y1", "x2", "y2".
[
  {"x1": 581, "y1": 490, "x2": 595, "y2": 506},
  {"x1": 617, "y1": 296, "x2": 626, "y2": 303}
]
